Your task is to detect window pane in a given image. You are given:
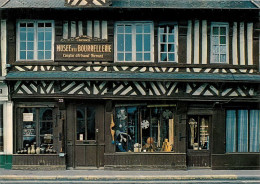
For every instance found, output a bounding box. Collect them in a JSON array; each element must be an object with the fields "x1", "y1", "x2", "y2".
[
  {"x1": 213, "y1": 27, "x2": 219, "y2": 35},
  {"x1": 168, "y1": 44, "x2": 175, "y2": 52},
  {"x1": 77, "y1": 107, "x2": 85, "y2": 140},
  {"x1": 136, "y1": 53, "x2": 142, "y2": 61},
  {"x1": 220, "y1": 54, "x2": 226, "y2": 62},
  {"x1": 212, "y1": 54, "x2": 219, "y2": 62},
  {"x1": 125, "y1": 53, "x2": 132, "y2": 61},
  {"x1": 159, "y1": 27, "x2": 165, "y2": 33},
  {"x1": 160, "y1": 44, "x2": 167, "y2": 52},
  {"x1": 125, "y1": 25, "x2": 132, "y2": 33},
  {"x1": 238, "y1": 110, "x2": 248, "y2": 152},
  {"x1": 249, "y1": 110, "x2": 260, "y2": 152},
  {"x1": 38, "y1": 42, "x2": 44, "y2": 50},
  {"x1": 27, "y1": 32, "x2": 34, "y2": 41},
  {"x1": 161, "y1": 53, "x2": 167, "y2": 61},
  {"x1": 87, "y1": 107, "x2": 95, "y2": 140},
  {"x1": 220, "y1": 46, "x2": 226, "y2": 54},
  {"x1": 27, "y1": 42, "x2": 34, "y2": 50},
  {"x1": 20, "y1": 42, "x2": 26, "y2": 50},
  {"x1": 220, "y1": 36, "x2": 226, "y2": 44},
  {"x1": 168, "y1": 35, "x2": 174, "y2": 43},
  {"x1": 136, "y1": 34, "x2": 143, "y2": 52},
  {"x1": 45, "y1": 51, "x2": 51, "y2": 59},
  {"x1": 20, "y1": 32, "x2": 26, "y2": 41},
  {"x1": 38, "y1": 32, "x2": 44, "y2": 41},
  {"x1": 144, "y1": 24, "x2": 150, "y2": 33},
  {"x1": 212, "y1": 36, "x2": 219, "y2": 45},
  {"x1": 45, "y1": 32, "x2": 52, "y2": 41},
  {"x1": 117, "y1": 34, "x2": 124, "y2": 52},
  {"x1": 38, "y1": 23, "x2": 44, "y2": 28},
  {"x1": 136, "y1": 25, "x2": 142, "y2": 33},
  {"x1": 144, "y1": 35, "x2": 150, "y2": 51},
  {"x1": 160, "y1": 34, "x2": 167, "y2": 43},
  {"x1": 27, "y1": 51, "x2": 34, "y2": 59},
  {"x1": 226, "y1": 110, "x2": 237, "y2": 153},
  {"x1": 125, "y1": 34, "x2": 132, "y2": 51},
  {"x1": 144, "y1": 53, "x2": 150, "y2": 61},
  {"x1": 20, "y1": 51, "x2": 26, "y2": 59},
  {"x1": 117, "y1": 26, "x2": 124, "y2": 33},
  {"x1": 22, "y1": 108, "x2": 36, "y2": 148},
  {"x1": 220, "y1": 27, "x2": 226, "y2": 35},
  {"x1": 169, "y1": 27, "x2": 174, "y2": 34},
  {"x1": 168, "y1": 53, "x2": 175, "y2": 61},
  {"x1": 38, "y1": 51, "x2": 44, "y2": 59},
  {"x1": 45, "y1": 41, "x2": 51, "y2": 51},
  {"x1": 117, "y1": 53, "x2": 124, "y2": 61},
  {"x1": 212, "y1": 46, "x2": 219, "y2": 54}
]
